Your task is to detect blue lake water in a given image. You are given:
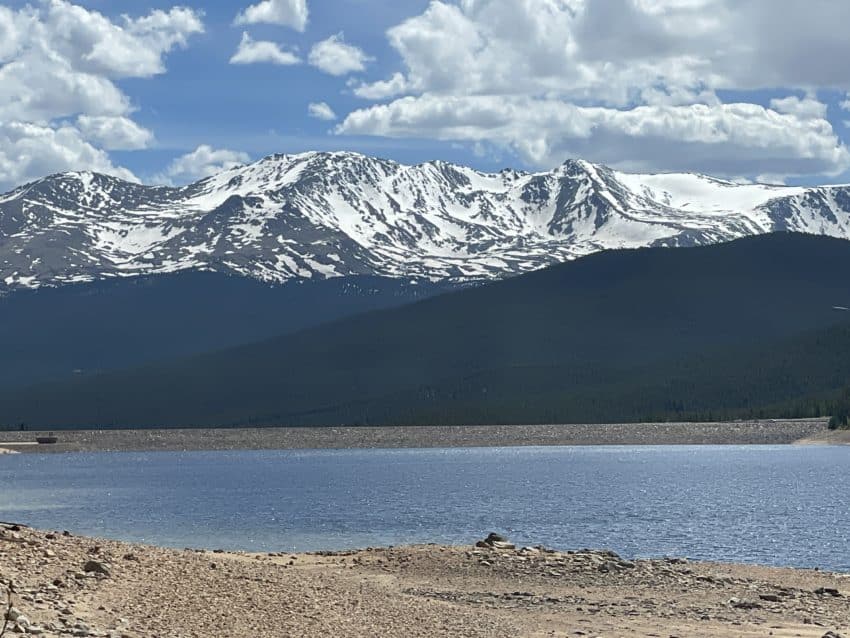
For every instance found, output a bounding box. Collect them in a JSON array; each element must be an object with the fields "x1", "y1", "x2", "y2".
[{"x1": 1, "y1": 445, "x2": 848, "y2": 571}]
